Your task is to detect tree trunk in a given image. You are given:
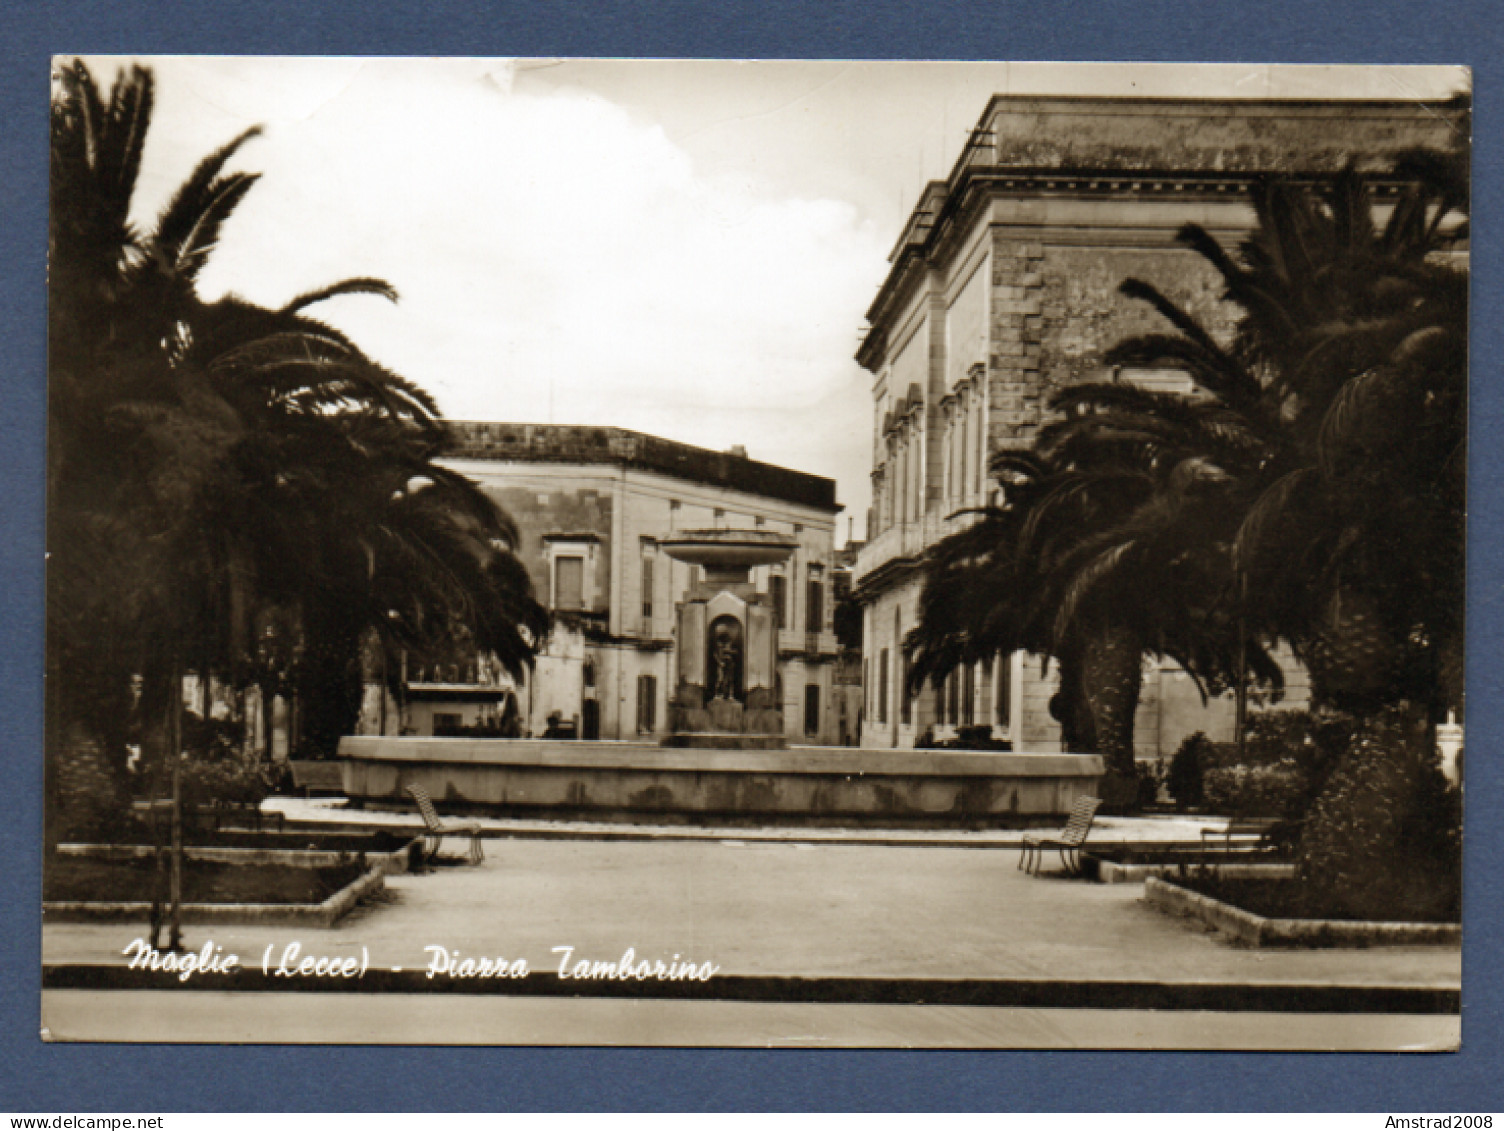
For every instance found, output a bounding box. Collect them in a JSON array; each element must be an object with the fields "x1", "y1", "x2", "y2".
[
  {"x1": 1078, "y1": 621, "x2": 1144, "y2": 778},
  {"x1": 46, "y1": 714, "x2": 131, "y2": 848},
  {"x1": 1307, "y1": 585, "x2": 1403, "y2": 712},
  {"x1": 1050, "y1": 641, "x2": 1098, "y2": 754},
  {"x1": 1297, "y1": 702, "x2": 1459, "y2": 921},
  {"x1": 296, "y1": 618, "x2": 366, "y2": 759},
  {"x1": 45, "y1": 656, "x2": 135, "y2": 850}
]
